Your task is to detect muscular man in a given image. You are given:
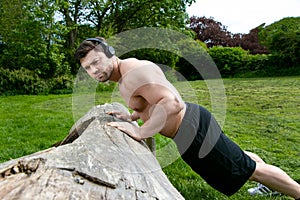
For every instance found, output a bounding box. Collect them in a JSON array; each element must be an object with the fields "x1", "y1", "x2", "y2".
[{"x1": 75, "y1": 37, "x2": 300, "y2": 199}]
